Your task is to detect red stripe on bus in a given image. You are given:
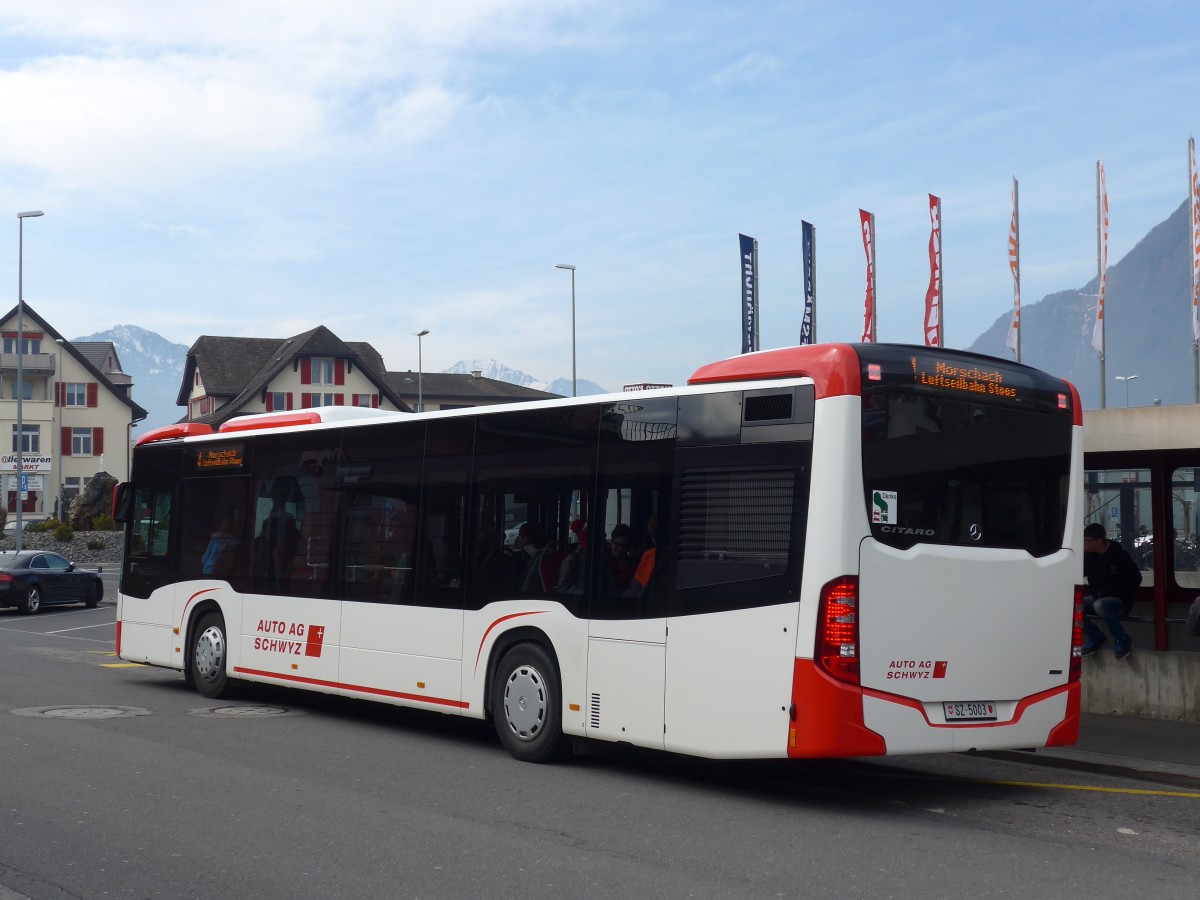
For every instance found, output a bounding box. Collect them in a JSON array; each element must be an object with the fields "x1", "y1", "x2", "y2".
[
  {"x1": 179, "y1": 588, "x2": 219, "y2": 630},
  {"x1": 474, "y1": 610, "x2": 550, "y2": 671},
  {"x1": 232, "y1": 667, "x2": 469, "y2": 709}
]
